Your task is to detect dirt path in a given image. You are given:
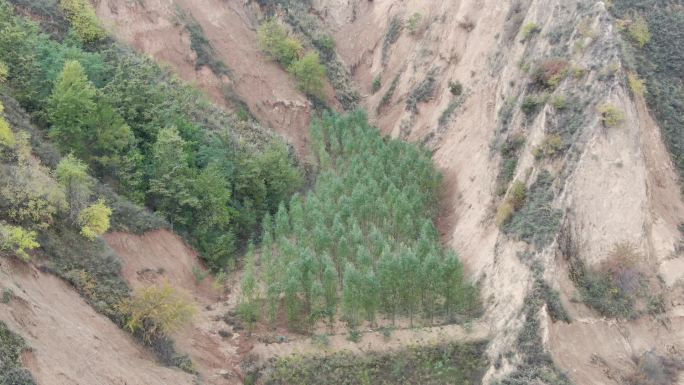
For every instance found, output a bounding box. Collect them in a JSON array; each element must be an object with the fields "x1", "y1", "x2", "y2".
[
  {"x1": 0, "y1": 258, "x2": 195, "y2": 385},
  {"x1": 252, "y1": 322, "x2": 489, "y2": 362}
]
